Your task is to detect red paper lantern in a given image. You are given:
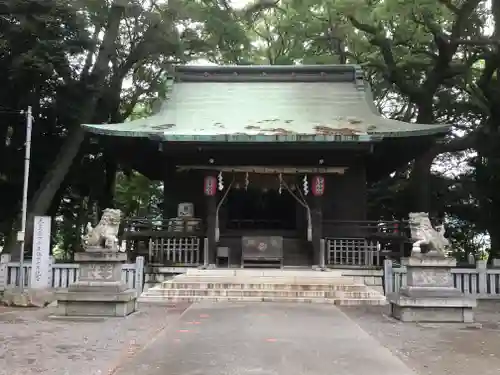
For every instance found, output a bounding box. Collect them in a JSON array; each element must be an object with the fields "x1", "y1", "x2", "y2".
[
  {"x1": 204, "y1": 176, "x2": 217, "y2": 196},
  {"x1": 312, "y1": 175, "x2": 325, "y2": 196},
  {"x1": 393, "y1": 222, "x2": 399, "y2": 234}
]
